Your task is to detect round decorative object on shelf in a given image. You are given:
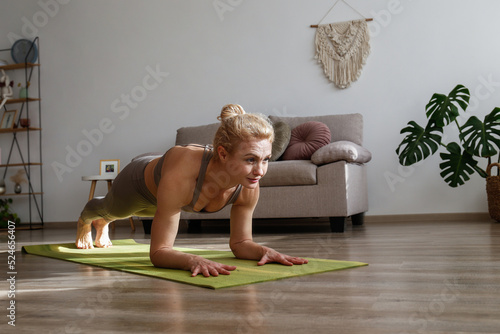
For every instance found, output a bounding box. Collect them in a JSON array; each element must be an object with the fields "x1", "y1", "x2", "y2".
[
  {"x1": 0, "y1": 180, "x2": 5, "y2": 195},
  {"x1": 11, "y1": 39, "x2": 38, "y2": 64}
]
